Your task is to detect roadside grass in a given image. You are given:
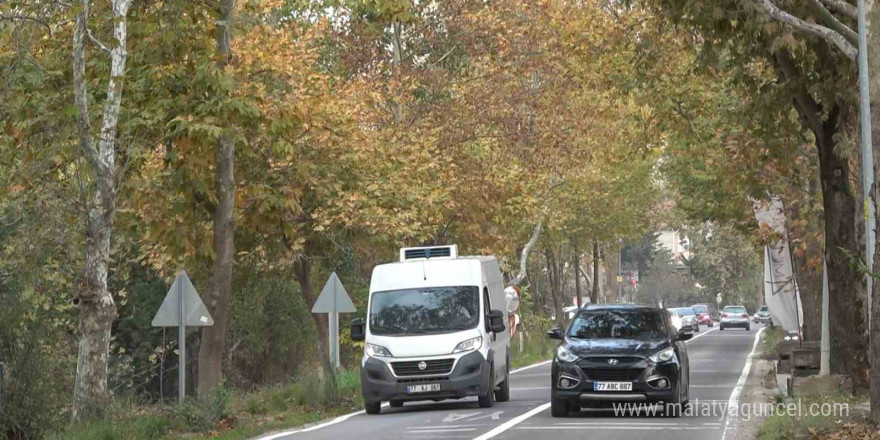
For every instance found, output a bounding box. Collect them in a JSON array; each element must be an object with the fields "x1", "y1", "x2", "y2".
[
  {"x1": 760, "y1": 325, "x2": 783, "y2": 359},
  {"x1": 52, "y1": 336, "x2": 553, "y2": 440},
  {"x1": 511, "y1": 328, "x2": 554, "y2": 369},
  {"x1": 49, "y1": 370, "x2": 364, "y2": 440},
  {"x1": 757, "y1": 392, "x2": 866, "y2": 440}
]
